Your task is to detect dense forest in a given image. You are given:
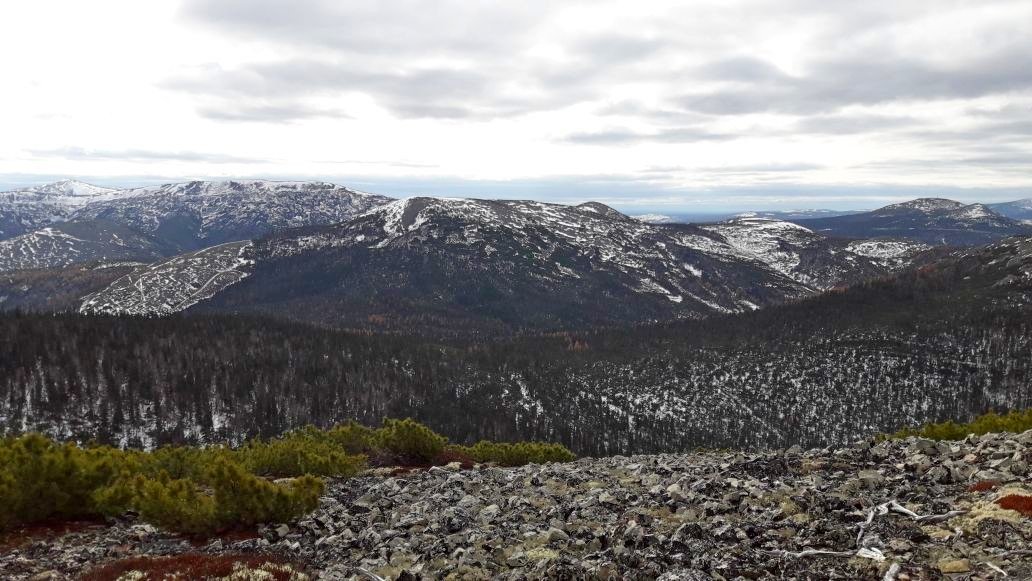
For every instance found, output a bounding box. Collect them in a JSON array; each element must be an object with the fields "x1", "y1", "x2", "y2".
[{"x1": 2, "y1": 237, "x2": 1031, "y2": 454}]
